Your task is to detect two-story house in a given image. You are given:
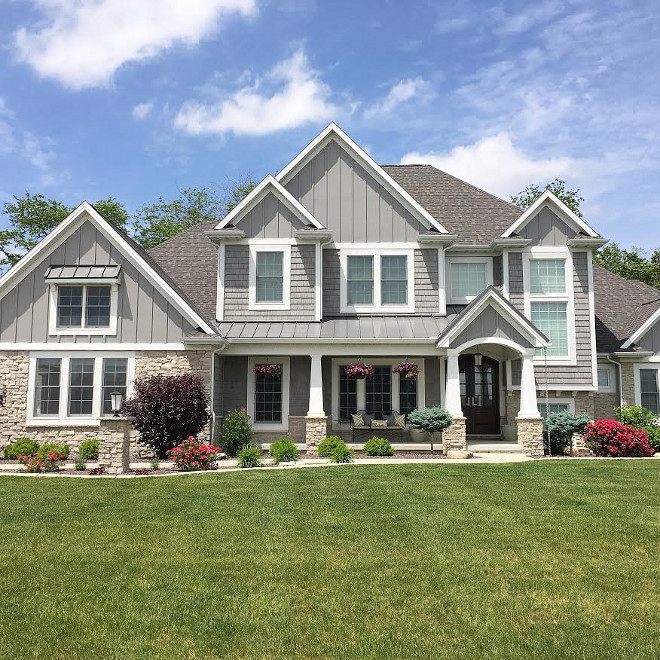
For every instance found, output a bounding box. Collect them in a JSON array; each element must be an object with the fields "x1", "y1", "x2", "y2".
[{"x1": 2, "y1": 123, "x2": 659, "y2": 457}]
